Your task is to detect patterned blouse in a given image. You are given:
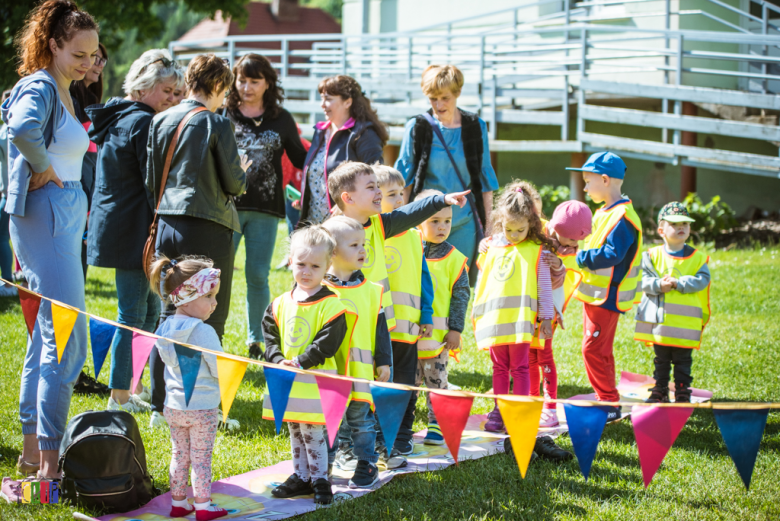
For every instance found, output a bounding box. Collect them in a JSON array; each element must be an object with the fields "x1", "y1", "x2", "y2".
[{"x1": 306, "y1": 128, "x2": 331, "y2": 224}]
